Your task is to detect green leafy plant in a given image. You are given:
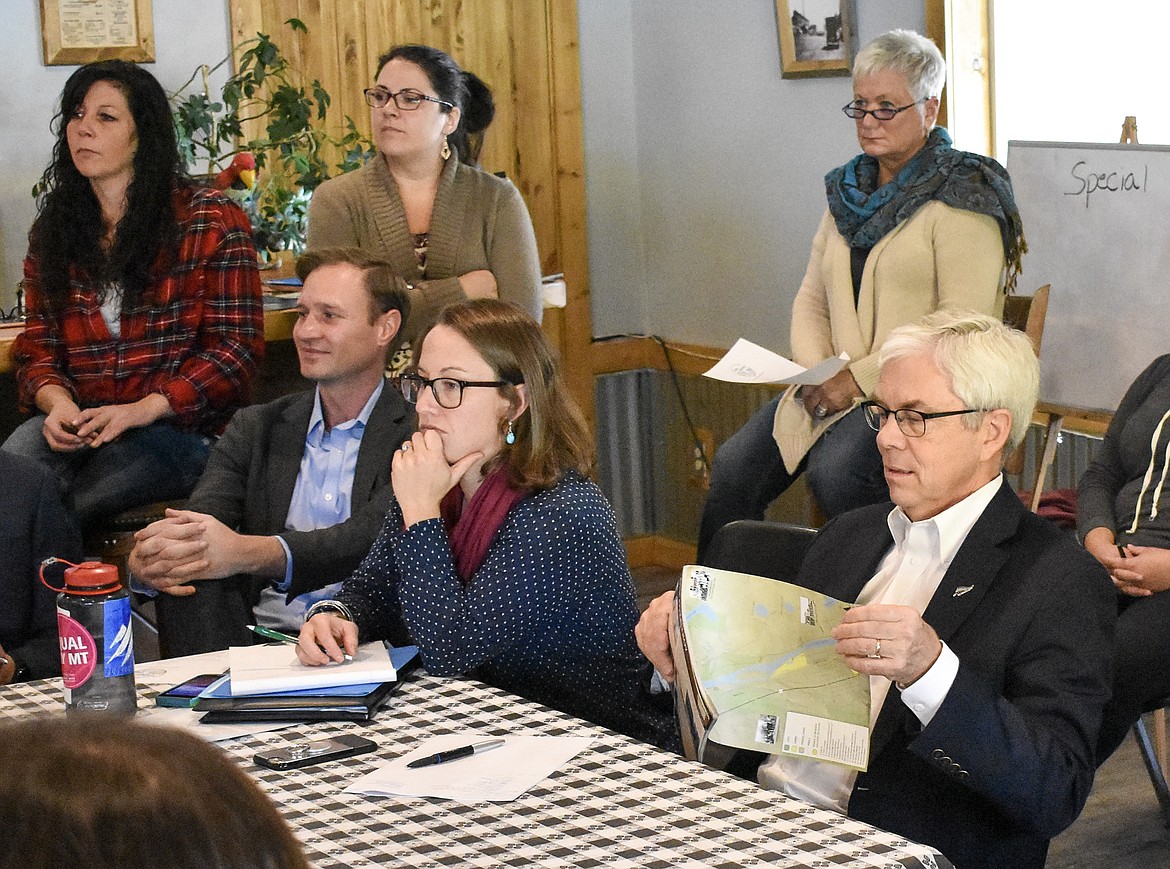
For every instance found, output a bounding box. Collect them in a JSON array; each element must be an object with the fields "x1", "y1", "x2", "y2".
[{"x1": 170, "y1": 18, "x2": 373, "y2": 254}]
